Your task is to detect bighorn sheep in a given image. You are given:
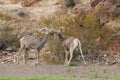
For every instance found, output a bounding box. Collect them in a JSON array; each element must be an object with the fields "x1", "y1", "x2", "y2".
[
  {"x1": 17, "y1": 28, "x2": 54, "y2": 65},
  {"x1": 56, "y1": 28, "x2": 86, "y2": 66}
]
